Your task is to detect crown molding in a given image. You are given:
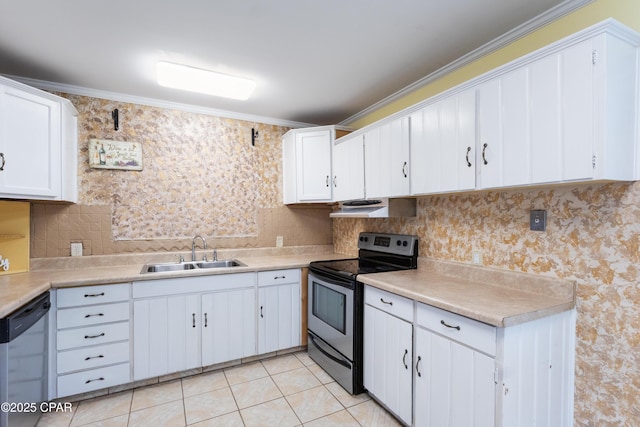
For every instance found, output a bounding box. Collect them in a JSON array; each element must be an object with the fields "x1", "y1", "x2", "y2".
[
  {"x1": 338, "y1": 0, "x2": 595, "y2": 127},
  {"x1": 2, "y1": 74, "x2": 315, "y2": 129}
]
